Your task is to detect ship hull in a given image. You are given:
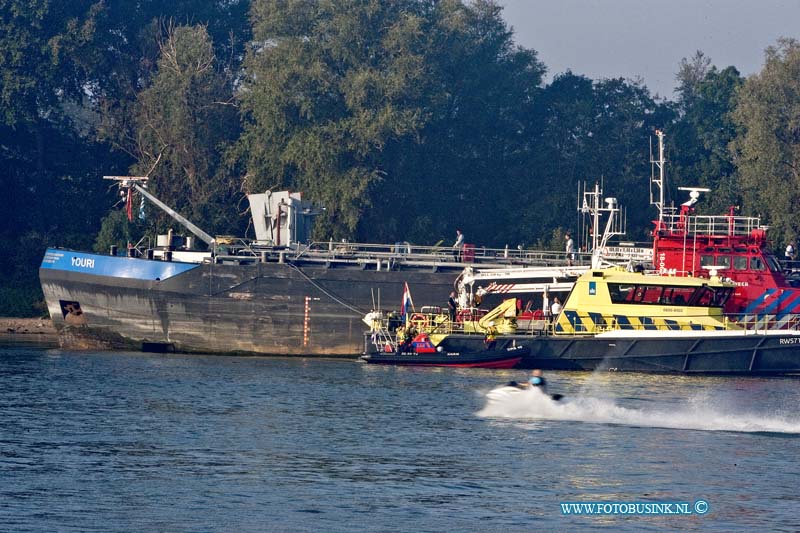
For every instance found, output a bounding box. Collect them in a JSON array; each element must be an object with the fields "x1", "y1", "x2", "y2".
[
  {"x1": 40, "y1": 249, "x2": 462, "y2": 356},
  {"x1": 432, "y1": 332, "x2": 800, "y2": 374},
  {"x1": 361, "y1": 345, "x2": 528, "y2": 368}
]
